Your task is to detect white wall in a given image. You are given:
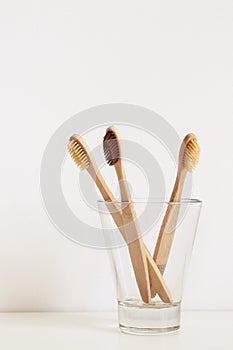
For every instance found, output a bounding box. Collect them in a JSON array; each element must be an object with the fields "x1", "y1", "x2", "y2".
[{"x1": 0, "y1": 0, "x2": 232, "y2": 311}]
